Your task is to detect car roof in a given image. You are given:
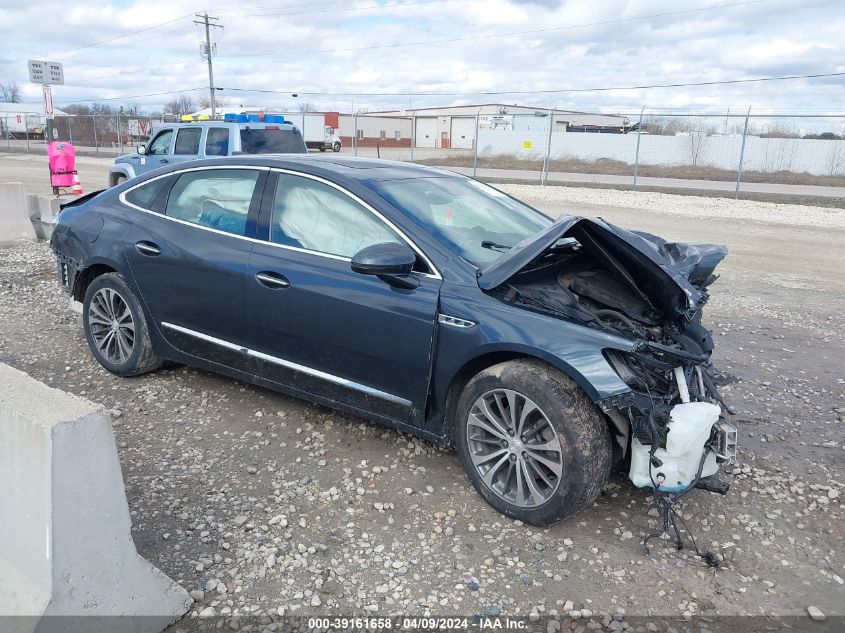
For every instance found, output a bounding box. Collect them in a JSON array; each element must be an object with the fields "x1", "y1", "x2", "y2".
[
  {"x1": 163, "y1": 121, "x2": 299, "y2": 130},
  {"x1": 157, "y1": 154, "x2": 461, "y2": 182}
]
